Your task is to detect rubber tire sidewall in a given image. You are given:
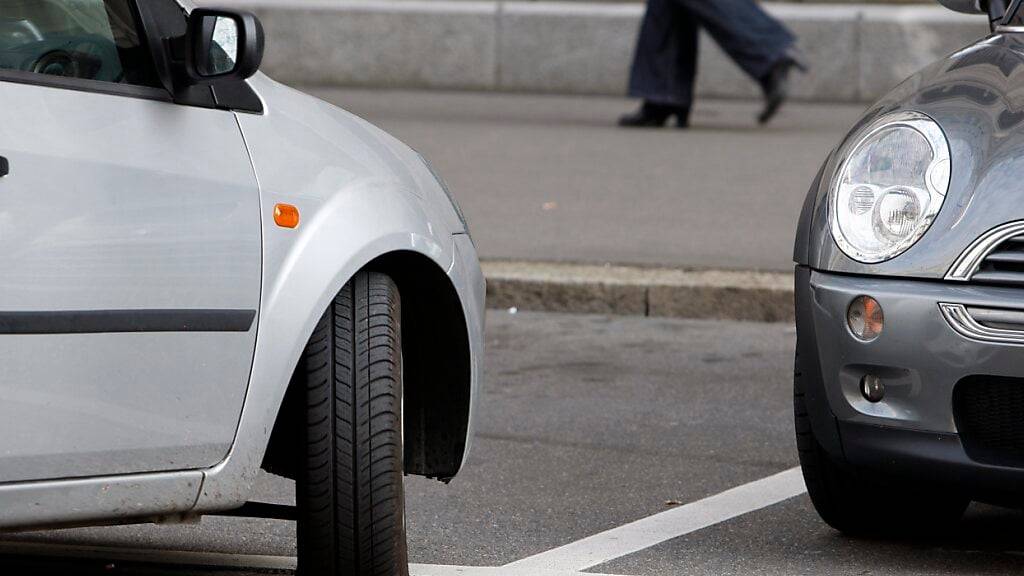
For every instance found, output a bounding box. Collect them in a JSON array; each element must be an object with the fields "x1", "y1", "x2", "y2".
[{"x1": 297, "y1": 271, "x2": 410, "y2": 576}]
